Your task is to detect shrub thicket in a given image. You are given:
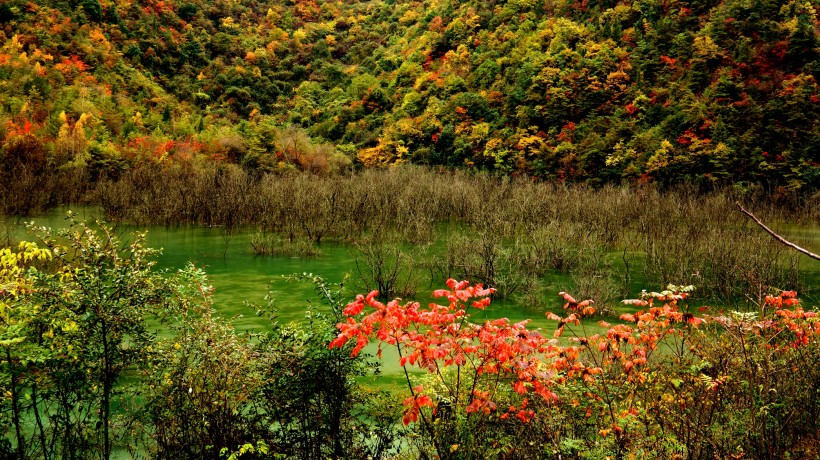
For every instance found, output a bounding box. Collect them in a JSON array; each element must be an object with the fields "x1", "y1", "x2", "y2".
[{"x1": 94, "y1": 165, "x2": 818, "y2": 306}]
